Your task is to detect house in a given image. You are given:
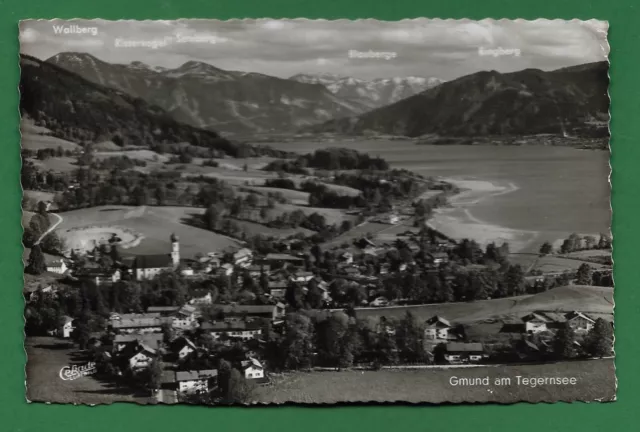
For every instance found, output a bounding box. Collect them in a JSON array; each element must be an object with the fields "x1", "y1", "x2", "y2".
[
  {"x1": 110, "y1": 313, "x2": 167, "y2": 334},
  {"x1": 355, "y1": 237, "x2": 376, "y2": 249},
  {"x1": 132, "y1": 234, "x2": 180, "y2": 280},
  {"x1": 202, "y1": 320, "x2": 263, "y2": 341},
  {"x1": 241, "y1": 358, "x2": 265, "y2": 380},
  {"x1": 424, "y1": 316, "x2": 452, "y2": 340},
  {"x1": 172, "y1": 305, "x2": 198, "y2": 330},
  {"x1": 114, "y1": 333, "x2": 164, "y2": 353},
  {"x1": 522, "y1": 312, "x2": 550, "y2": 334},
  {"x1": 565, "y1": 311, "x2": 596, "y2": 333},
  {"x1": 427, "y1": 252, "x2": 449, "y2": 265},
  {"x1": 444, "y1": 342, "x2": 486, "y2": 364},
  {"x1": 59, "y1": 316, "x2": 74, "y2": 338},
  {"x1": 290, "y1": 271, "x2": 314, "y2": 283},
  {"x1": 147, "y1": 306, "x2": 181, "y2": 316},
  {"x1": 233, "y1": 248, "x2": 253, "y2": 267},
  {"x1": 175, "y1": 369, "x2": 217, "y2": 394},
  {"x1": 219, "y1": 263, "x2": 234, "y2": 276},
  {"x1": 210, "y1": 303, "x2": 285, "y2": 321},
  {"x1": 247, "y1": 264, "x2": 271, "y2": 278},
  {"x1": 189, "y1": 290, "x2": 213, "y2": 305},
  {"x1": 264, "y1": 253, "x2": 304, "y2": 268},
  {"x1": 127, "y1": 343, "x2": 157, "y2": 370},
  {"x1": 75, "y1": 268, "x2": 121, "y2": 286},
  {"x1": 340, "y1": 252, "x2": 354, "y2": 264},
  {"x1": 46, "y1": 258, "x2": 68, "y2": 274},
  {"x1": 171, "y1": 337, "x2": 197, "y2": 360},
  {"x1": 268, "y1": 280, "x2": 288, "y2": 299},
  {"x1": 343, "y1": 267, "x2": 361, "y2": 277},
  {"x1": 387, "y1": 214, "x2": 400, "y2": 225},
  {"x1": 369, "y1": 296, "x2": 389, "y2": 307}
]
